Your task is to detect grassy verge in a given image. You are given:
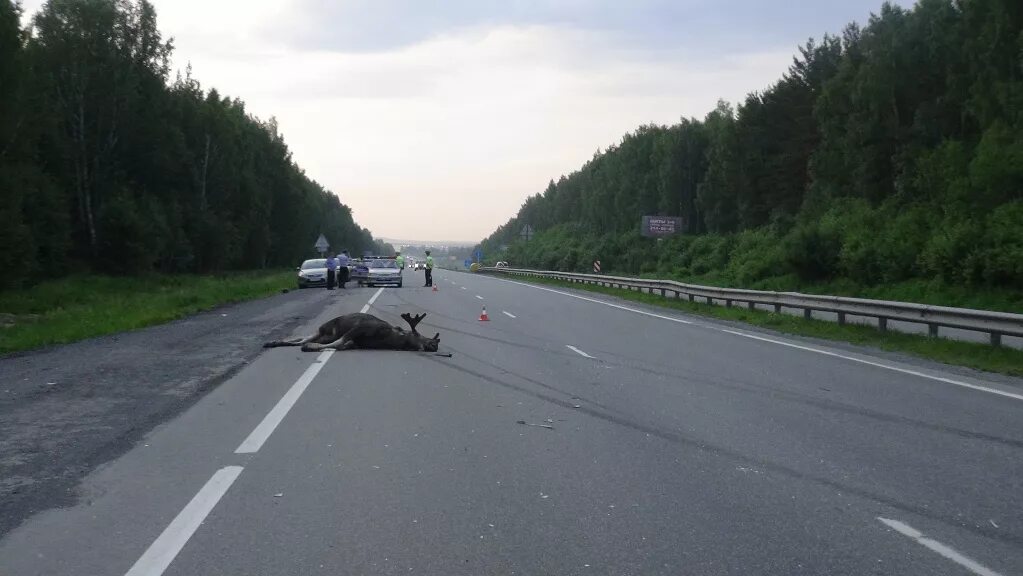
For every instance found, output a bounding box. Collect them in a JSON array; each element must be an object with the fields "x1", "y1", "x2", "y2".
[
  {"x1": 504, "y1": 274, "x2": 1023, "y2": 377},
  {"x1": 0, "y1": 270, "x2": 294, "y2": 354}
]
